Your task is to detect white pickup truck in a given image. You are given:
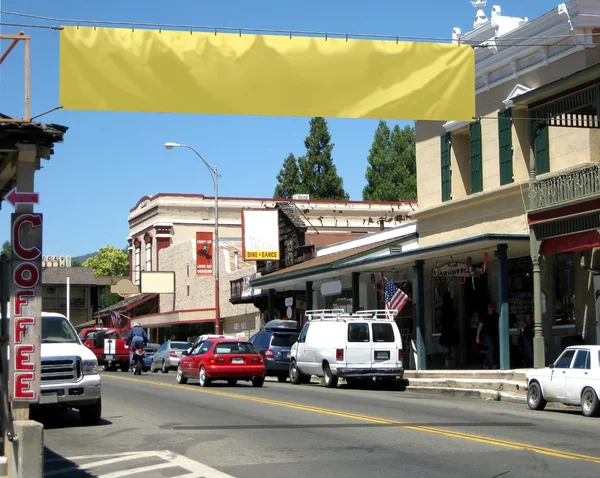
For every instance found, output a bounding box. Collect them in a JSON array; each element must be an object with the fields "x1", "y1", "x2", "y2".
[{"x1": 33, "y1": 312, "x2": 102, "y2": 425}]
